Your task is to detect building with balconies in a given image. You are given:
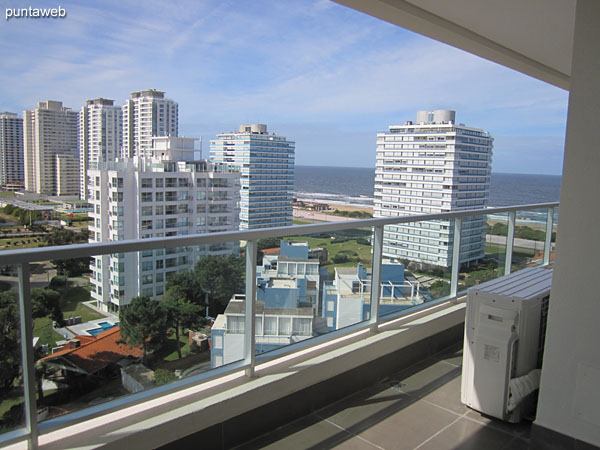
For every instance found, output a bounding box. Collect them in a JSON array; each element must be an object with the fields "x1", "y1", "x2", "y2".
[
  {"x1": 209, "y1": 124, "x2": 295, "y2": 229},
  {"x1": 79, "y1": 98, "x2": 122, "y2": 200},
  {"x1": 122, "y1": 90, "x2": 178, "y2": 159},
  {"x1": 87, "y1": 136, "x2": 240, "y2": 312},
  {"x1": 1, "y1": 2, "x2": 599, "y2": 449},
  {"x1": 0, "y1": 112, "x2": 24, "y2": 187},
  {"x1": 375, "y1": 110, "x2": 493, "y2": 267},
  {"x1": 23, "y1": 100, "x2": 79, "y2": 195}
]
